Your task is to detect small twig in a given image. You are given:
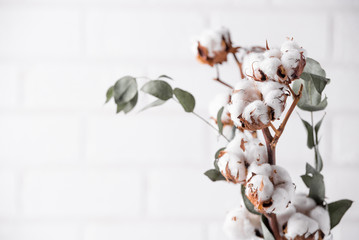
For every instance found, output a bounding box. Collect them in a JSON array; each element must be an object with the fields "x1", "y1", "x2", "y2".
[
  {"x1": 271, "y1": 84, "x2": 303, "y2": 148},
  {"x1": 214, "y1": 65, "x2": 233, "y2": 89},
  {"x1": 265, "y1": 213, "x2": 282, "y2": 240},
  {"x1": 191, "y1": 111, "x2": 230, "y2": 142},
  {"x1": 232, "y1": 52, "x2": 245, "y2": 79},
  {"x1": 269, "y1": 122, "x2": 280, "y2": 135}
]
